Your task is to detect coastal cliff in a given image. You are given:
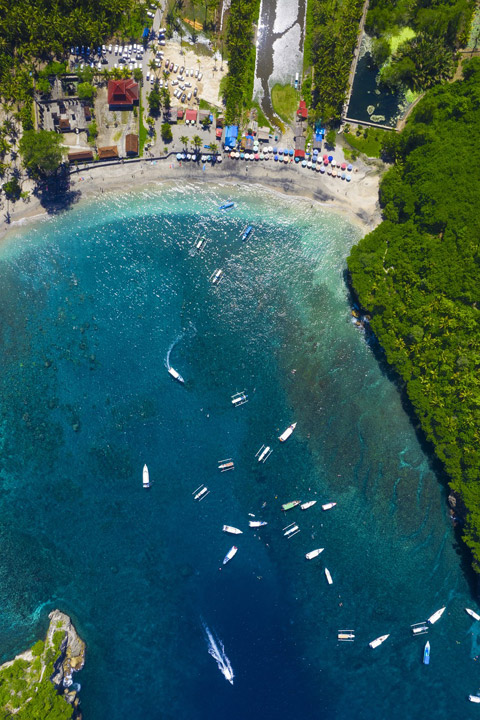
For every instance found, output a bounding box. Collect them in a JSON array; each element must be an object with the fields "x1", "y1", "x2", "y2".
[{"x1": 0, "y1": 609, "x2": 85, "y2": 719}]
